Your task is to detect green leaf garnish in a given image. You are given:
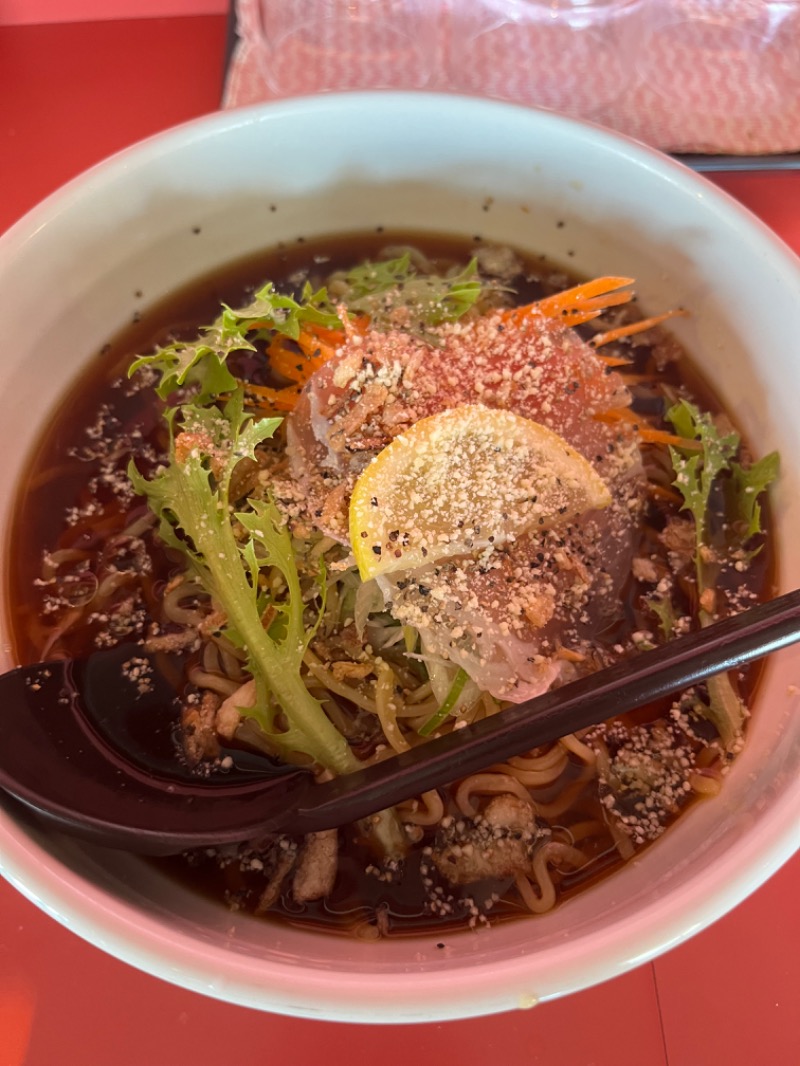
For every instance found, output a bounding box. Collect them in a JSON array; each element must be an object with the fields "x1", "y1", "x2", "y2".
[
  {"x1": 332, "y1": 254, "x2": 483, "y2": 332},
  {"x1": 663, "y1": 398, "x2": 778, "y2": 749},
  {"x1": 667, "y1": 399, "x2": 739, "y2": 554},
  {"x1": 128, "y1": 390, "x2": 360, "y2": 775},
  {"x1": 418, "y1": 667, "x2": 469, "y2": 737},
  {"x1": 129, "y1": 259, "x2": 485, "y2": 402},
  {"x1": 129, "y1": 281, "x2": 341, "y2": 404},
  {"x1": 645, "y1": 595, "x2": 676, "y2": 641},
  {"x1": 730, "y1": 450, "x2": 780, "y2": 540}
]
